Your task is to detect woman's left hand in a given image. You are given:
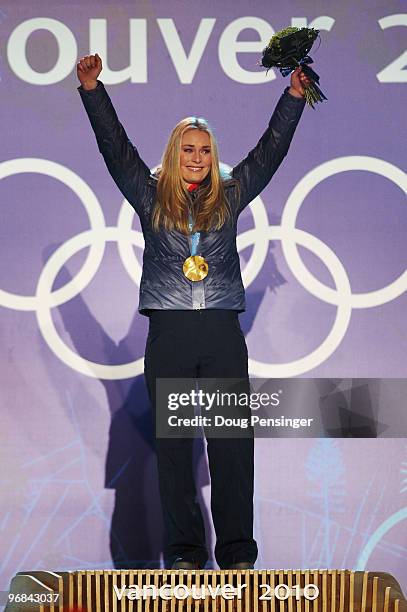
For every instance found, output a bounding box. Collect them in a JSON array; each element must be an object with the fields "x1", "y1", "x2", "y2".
[{"x1": 288, "y1": 67, "x2": 312, "y2": 98}]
